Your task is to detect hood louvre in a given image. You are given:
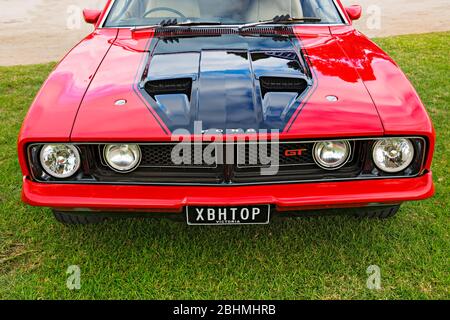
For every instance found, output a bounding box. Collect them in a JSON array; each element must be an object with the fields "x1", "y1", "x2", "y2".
[
  {"x1": 154, "y1": 26, "x2": 293, "y2": 37},
  {"x1": 260, "y1": 77, "x2": 308, "y2": 97},
  {"x1": 145, "y1": 78, "x2": 193, "y2": 100}
]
